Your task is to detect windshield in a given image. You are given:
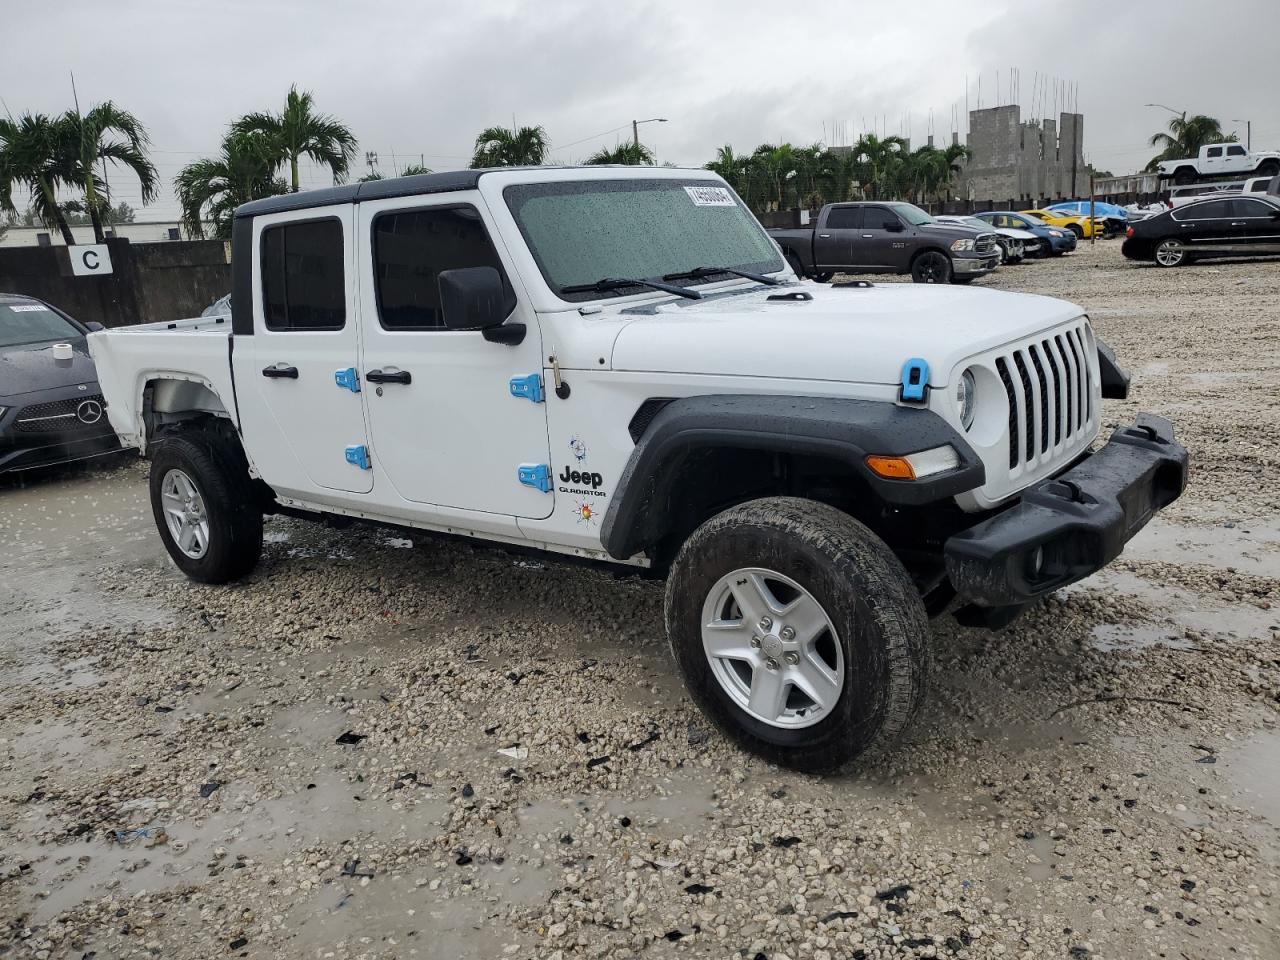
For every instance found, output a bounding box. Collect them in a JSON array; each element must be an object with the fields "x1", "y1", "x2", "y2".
[
  {"x1": 503, "y1": 179, "x2": 783, "y2": 301},
  {"x1": 0, "y1": 302, "x2": 80, "y2": 348},
  {"x1": 887, "y1": 202, "x2": 934, "y2": 226}
]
